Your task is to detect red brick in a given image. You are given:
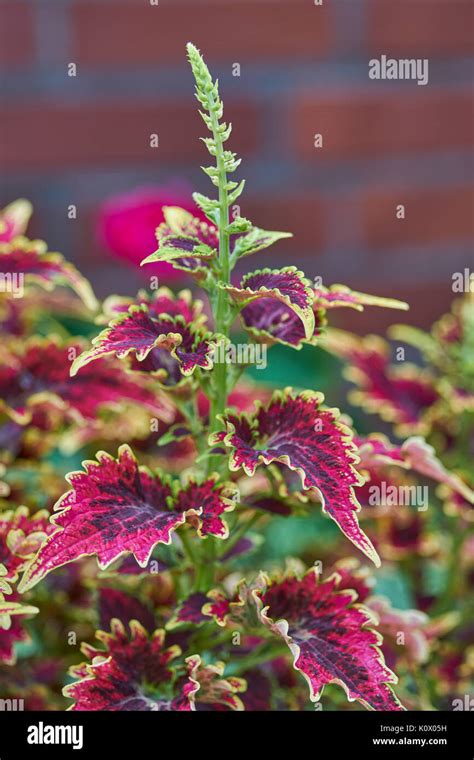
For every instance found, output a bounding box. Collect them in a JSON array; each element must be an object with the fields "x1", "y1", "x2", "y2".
[
  {"x1": 0, "y1": 2, "x2": 35, "y2": 68},
  {"x1": 367, "y1": 0, "x2": 474, "y2": 57},
  {"x1": 360, "y1": 186, "x2": 474, "y2": 249},
  {"x1": 292, "y1": 90, "x2": 474, "y2": 159},
  {"x1": 71, "y1": 0, "x2": 332, "y2": 66},
  {"x1": 240, "y1": 196, "x2": 326, "y2": 256},
  {"x1": 0, "y1": 100, "x2": 259, "y2": 170}
]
